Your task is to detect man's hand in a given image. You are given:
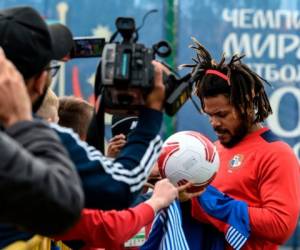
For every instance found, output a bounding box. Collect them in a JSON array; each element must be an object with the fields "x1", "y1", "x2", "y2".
[
  {"x1": 143, "y1": 163, "x2": 162, "y2": 192},
  {"x1": 178, "y1": 182, "x2": 206, "y2": 202},
  {"x1": 0, "y1": 48, "x2": 32, "y2": 127},
  {"x1": 145, "y1": 61, "x2": 170, "y2": 111},
  {"x1": 145, "y1": 179, "x2": 178, "y2": 213},
  {"x1": 106, "y1": 134, "x2": 126, "y2": 158}
]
